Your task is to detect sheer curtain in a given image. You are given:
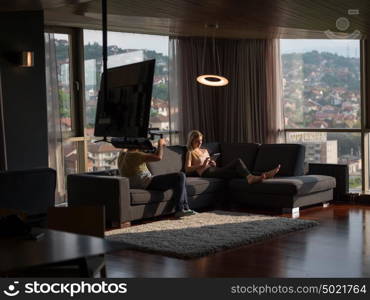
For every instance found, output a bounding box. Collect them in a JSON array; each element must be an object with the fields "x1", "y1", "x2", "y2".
[
  {"x1": 265, "y1": 39, "x2": 285, "y2": 143},
  {"x1": 168, "y1": 38, "x2": 183, "y2": 145},
  {"x1": 169, "y1": 37, "x2": 284, "y2": 144},
  {"x1": 45, "y1": 33, "x2": 65, "y2": 204}
]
